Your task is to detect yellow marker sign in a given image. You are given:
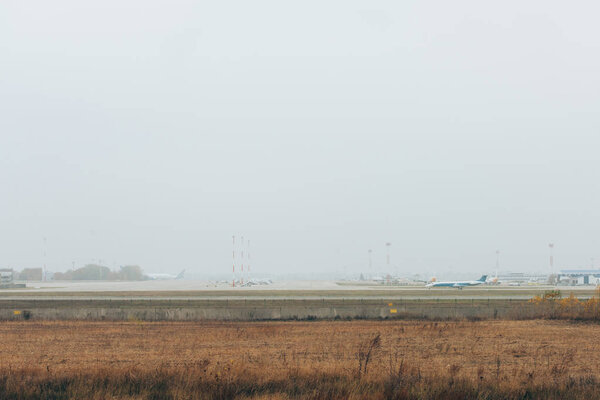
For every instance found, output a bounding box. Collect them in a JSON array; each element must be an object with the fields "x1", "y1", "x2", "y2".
[
  {"x1": 388, "y1": 303, "x2": 393, "y2": 307},
  {"x1": 390, "y1": 309, "x2": 397, "y2": 314},
  {"x1": 13, "y1": 310, "x2": 21, "y2": 315}
]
